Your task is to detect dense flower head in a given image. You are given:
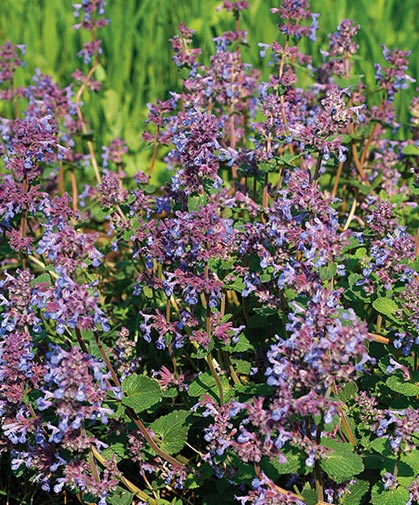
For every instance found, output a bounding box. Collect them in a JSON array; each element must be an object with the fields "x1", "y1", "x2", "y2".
[
  {"x1": 374, "y1": 46, "x2": 415, "y2": 101},
  {"x1": 101, "y1": 137, "x2": 128, "y2": 167},
  {"x1": 36, "y1": 223, "x2": 104, "y2": 272},
  {"x1": 170, "y1": 22, "x2": 202, "y2": 71},
  {"x1": 271, "y1": 1, "x2": 319, "y2": 42},
  {"x1": 3, "y1": 115, "x2": 65, "y2": 182},
  {"x1": 266, "y1": 290, "x2": 371, "y2": 390},
  {"x1": 42, "y1": 275, "x2": 109, "y2": 334},
  {"x1": 164, "y1": 107, "x2": 225, "y2": 192},
  {"x1": 0, "y1": 41, "x2": 25, "y2": 100},
  {"x1": 328, "y1": 19, "x2": 360, "y2": 56},
  {"x1": 217, "y1": 1, "x2": 249, "y2": 13},
  {"x1": 0, "y1": 269, "x2": 44, "y2": 333},
  {"x1": 37, "y1": 345, "x2": 113, "y2": 429},
  {"x1": 73, "y1": 0, "x2": 109, "y2": 31}
]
